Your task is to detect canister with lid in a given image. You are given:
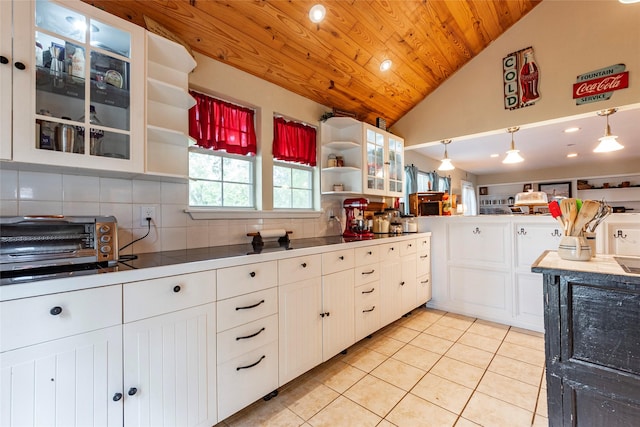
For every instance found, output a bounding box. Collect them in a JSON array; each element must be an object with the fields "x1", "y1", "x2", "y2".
[
  {"x1": 372, "y1": 211, "x2": 389, "y2": 234},
  {"x1": 401, "y1": 215, "x2": 417, "y2": 233}
]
